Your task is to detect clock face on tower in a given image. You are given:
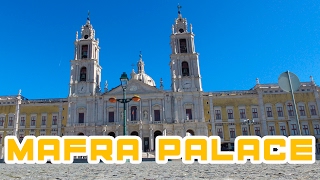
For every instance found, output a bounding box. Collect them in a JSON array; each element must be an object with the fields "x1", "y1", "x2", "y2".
[
  {"x1": 183, "y1": 80, "x2": 191, "y2": 89},
  {"x1": 78, "y1": 84, "x2": 86, "y2": 93}
]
